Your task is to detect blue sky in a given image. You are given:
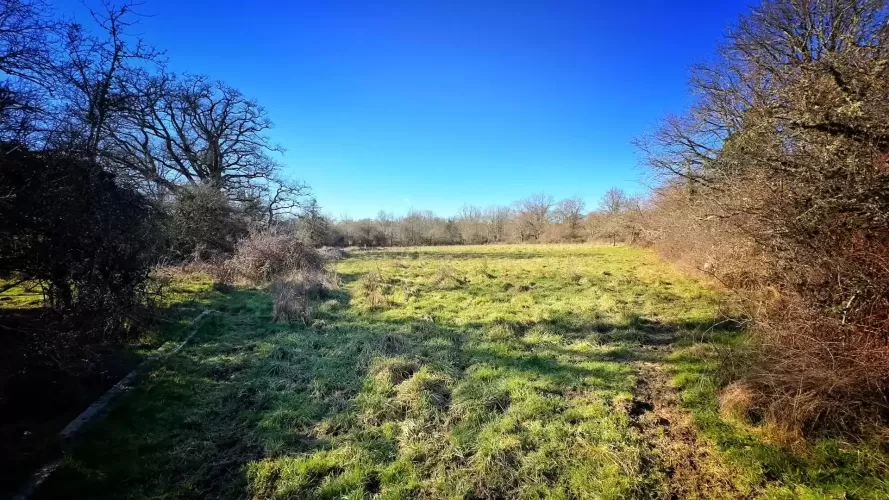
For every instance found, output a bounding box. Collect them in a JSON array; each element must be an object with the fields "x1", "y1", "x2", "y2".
[{"x1": 58, "y1": 0, "x2": 752, "y2": 218}]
